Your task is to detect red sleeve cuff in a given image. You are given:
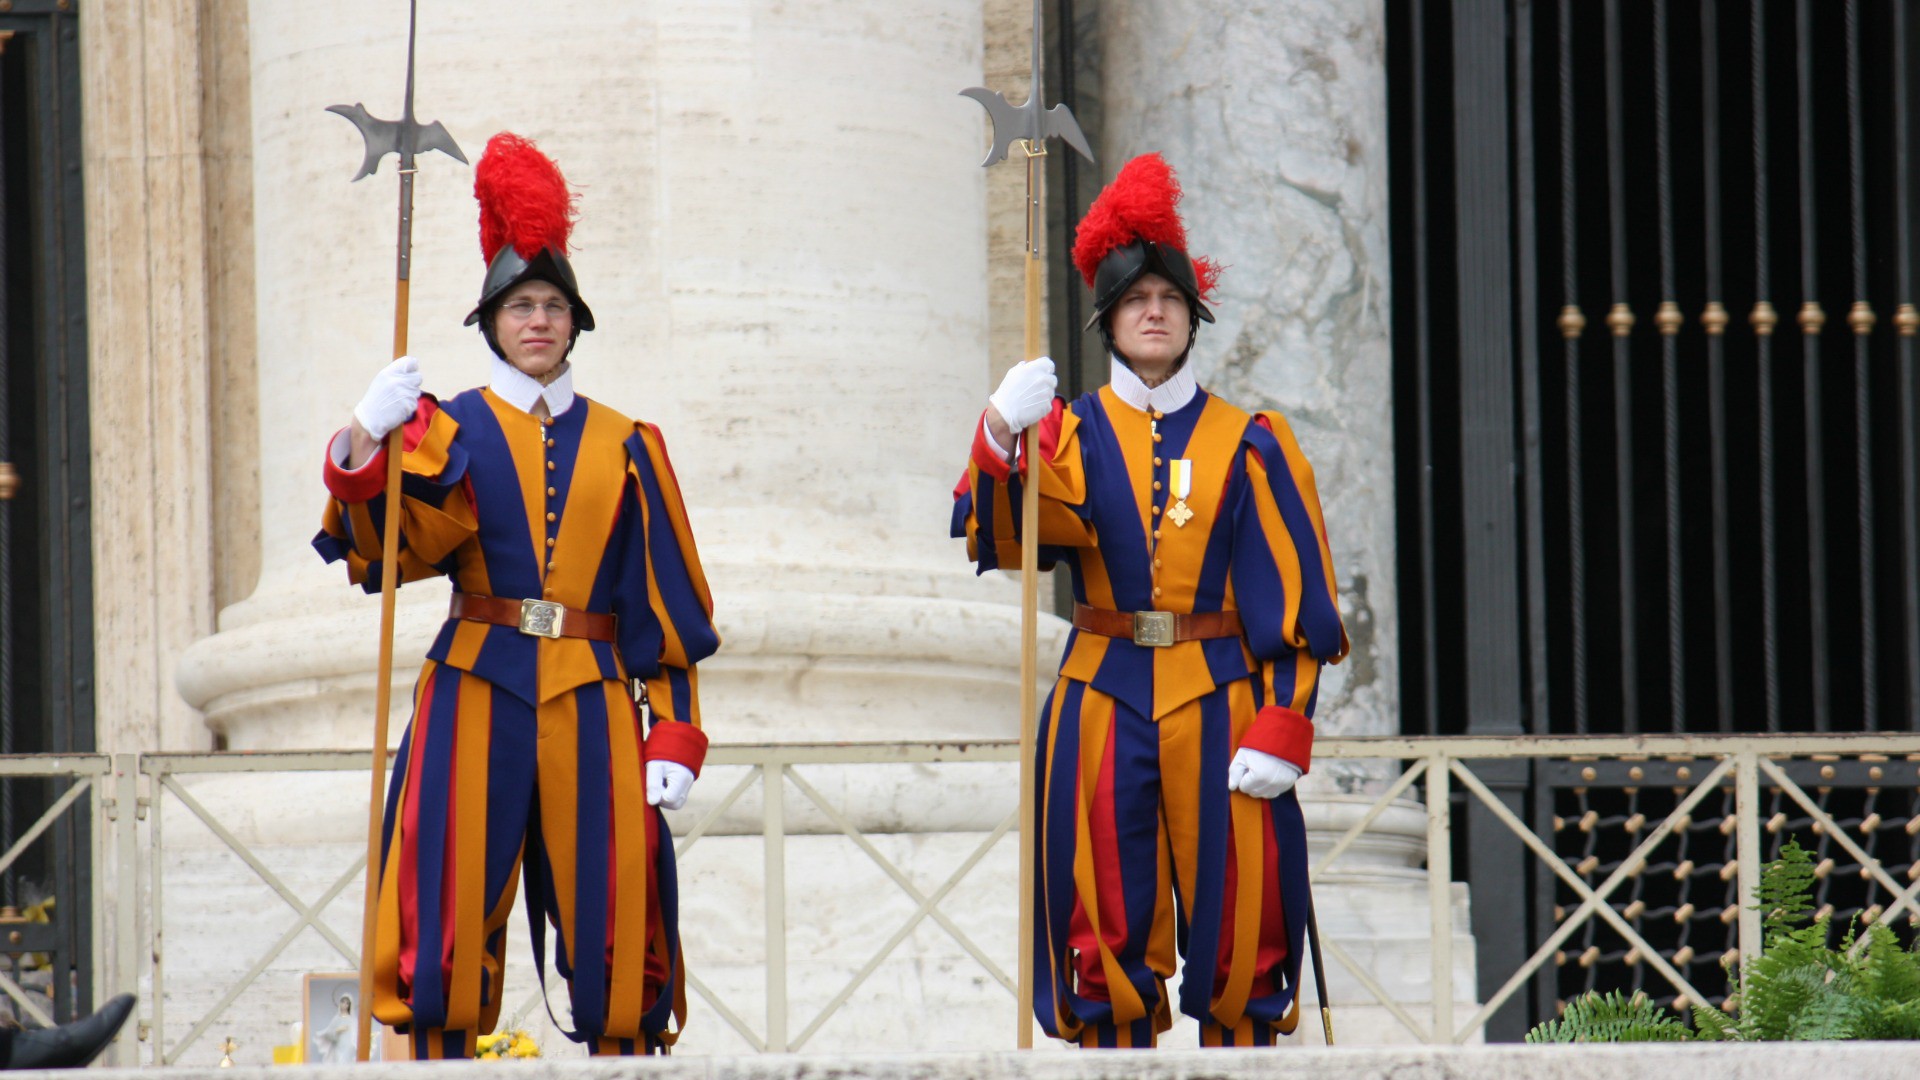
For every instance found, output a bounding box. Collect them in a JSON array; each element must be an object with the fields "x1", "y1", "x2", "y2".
[
  {"x1": 322, "y1": 429, "x2": 390, "y2": 503},
  {"x1": 971, "y1": 410, "x2": 1013, "y2": 481},
  {"x1": 644, "y1": 721, "x2": 710, "y2": 777},
  {"x1": 1240, "y1": 705, "x2": 1313, "y2": 773}
]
